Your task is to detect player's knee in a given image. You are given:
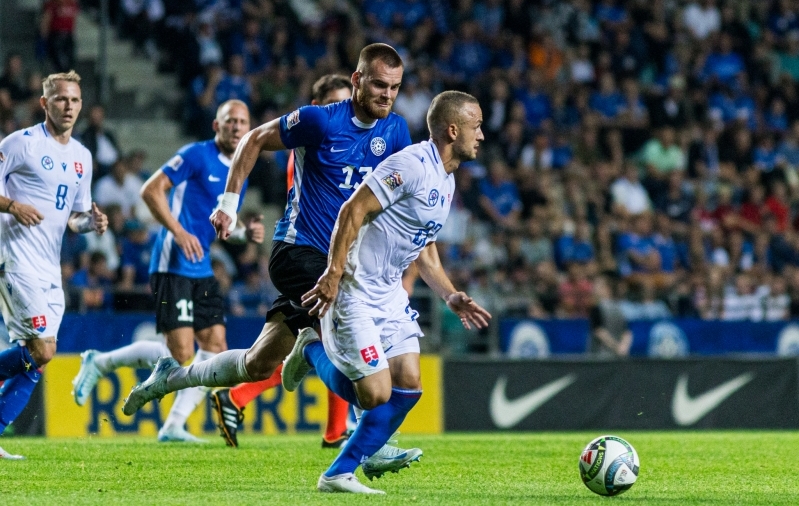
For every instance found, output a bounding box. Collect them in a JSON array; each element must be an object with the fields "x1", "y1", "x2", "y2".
[
  {"x1": 170, "y1": 347, "x2": 194, "y2": 365},
  {"x1": 244, "y1": 350, "x2": 281, "y2": 381},
  {"x1": 357, "y1": 385, "x2": 392, "y2": 410},
  {"x1": 28, "y1": 343, "x2": 56, "y2": 366}
]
